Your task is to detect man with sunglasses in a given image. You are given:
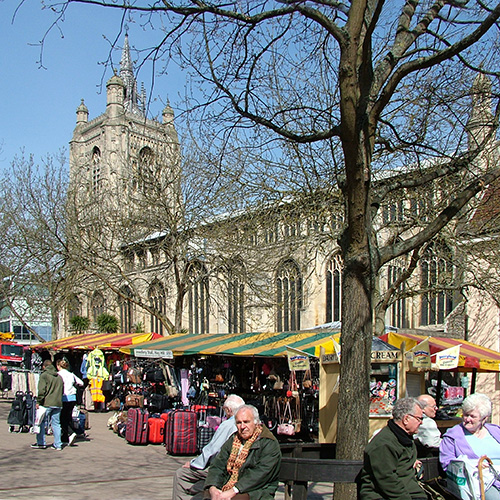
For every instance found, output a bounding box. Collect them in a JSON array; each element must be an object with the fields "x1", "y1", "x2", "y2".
[{"x1": 358, "y1": 397, "x2": 427, "y2": 500}]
